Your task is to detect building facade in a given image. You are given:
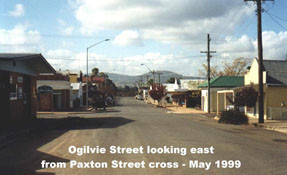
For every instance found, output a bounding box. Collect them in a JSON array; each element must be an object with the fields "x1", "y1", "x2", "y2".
[
  {"x1": 0, "y1": 54, "x2": 55, "y2": 121},
  {"x1": 37, "y1": 73, "x2": 72, "y2": 111},
  {"x1": 244, "y1": 58, "x2": 287, "y2": 120}
]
